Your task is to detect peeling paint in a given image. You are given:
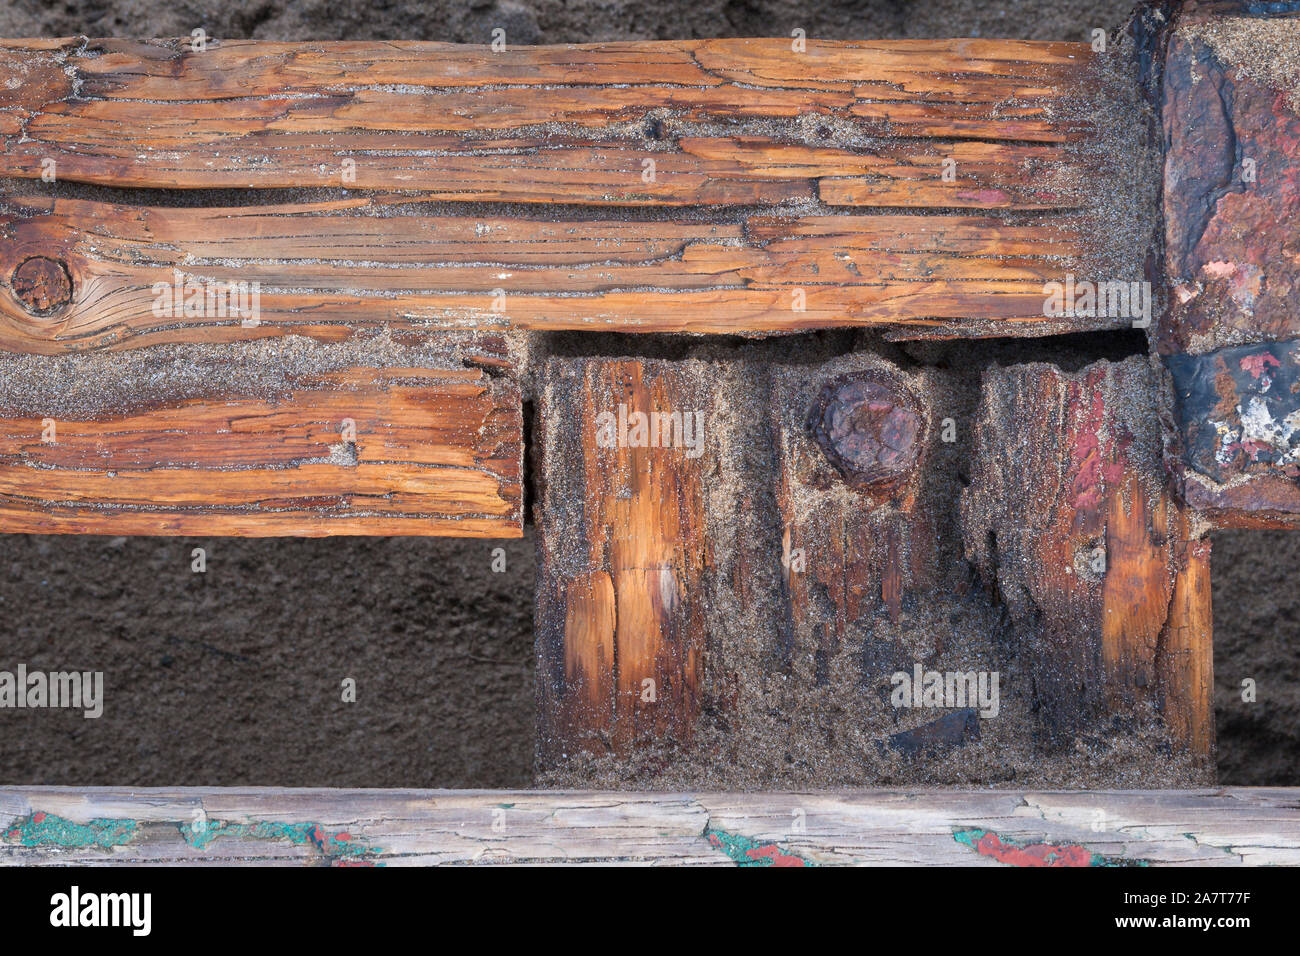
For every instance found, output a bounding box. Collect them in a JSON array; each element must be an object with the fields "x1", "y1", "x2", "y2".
[
  {"x1": 1168, "y1": 340, "x2": 1300, "y2": 483},
  {"x1": 180, "y1": 819, "x2": 381, "y2": 862},
  {"x1": 705, "y1": 827, "x2": 814, "y2": 867},
  {"x1": 3, "y1": 809, "x2": 381, "y2": 864},
  {"x1": 953, "y1": 828, "x2": 1148, "y2": 867},
  {"x1": 4, "y1": 811, "x2": 137, "y2": 849}
]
